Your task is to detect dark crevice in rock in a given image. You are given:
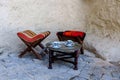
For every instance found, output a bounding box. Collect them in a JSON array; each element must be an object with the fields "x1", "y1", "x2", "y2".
[
  {"x1": 100, "y1": 73, "x2": 105, "y2": 79},
  {"x1": 69, "y1": 76, "x2": 88, "y2": 80},
  {"x1": 0, "y1": 51, "x2": 3, "y2": 55}
]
